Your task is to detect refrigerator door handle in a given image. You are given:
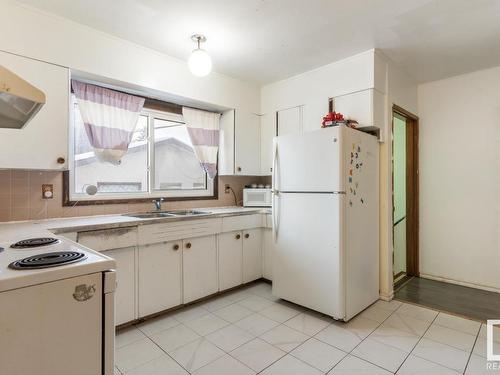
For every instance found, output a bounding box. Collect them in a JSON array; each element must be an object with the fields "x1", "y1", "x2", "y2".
[
  {"x1": 272, "y1": 141, "x2": 278, "y2": 193},
  {"x1": 272, "y1": 191, "x2": 279, "y2": 242},
  {"x1": 272, "y1": 142, "x2": 279, "y2": 242}
]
